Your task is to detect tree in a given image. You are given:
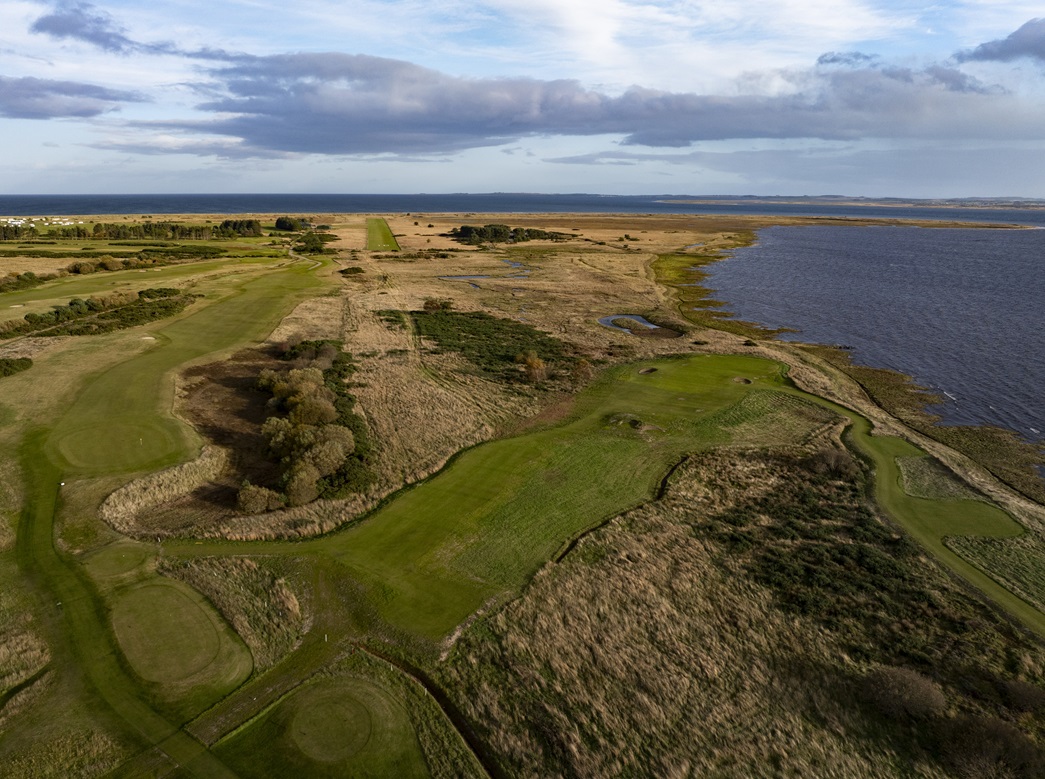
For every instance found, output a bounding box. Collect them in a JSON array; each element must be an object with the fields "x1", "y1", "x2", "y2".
[{"x1": 299, "y1": 232, "x2": 324, "y2": 254}]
